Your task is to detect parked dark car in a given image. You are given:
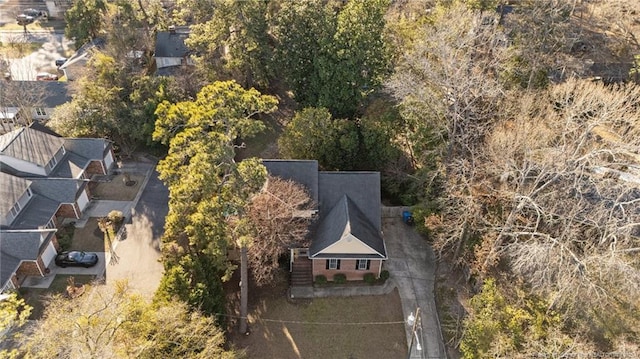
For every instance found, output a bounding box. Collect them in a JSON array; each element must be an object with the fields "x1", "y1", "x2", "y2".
[
  {"x1": 22, "y1": 8, "x2": 45, "y2": 18},
  {"x1": 55, "y1": 251, "x2": 99, "y2": 268},
  {"x1": 16, "y1": 14, "x2": 34, "y2": 25},
  {"x1": 55, "y1": 58, "x2": 68, "y2": 67}
]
